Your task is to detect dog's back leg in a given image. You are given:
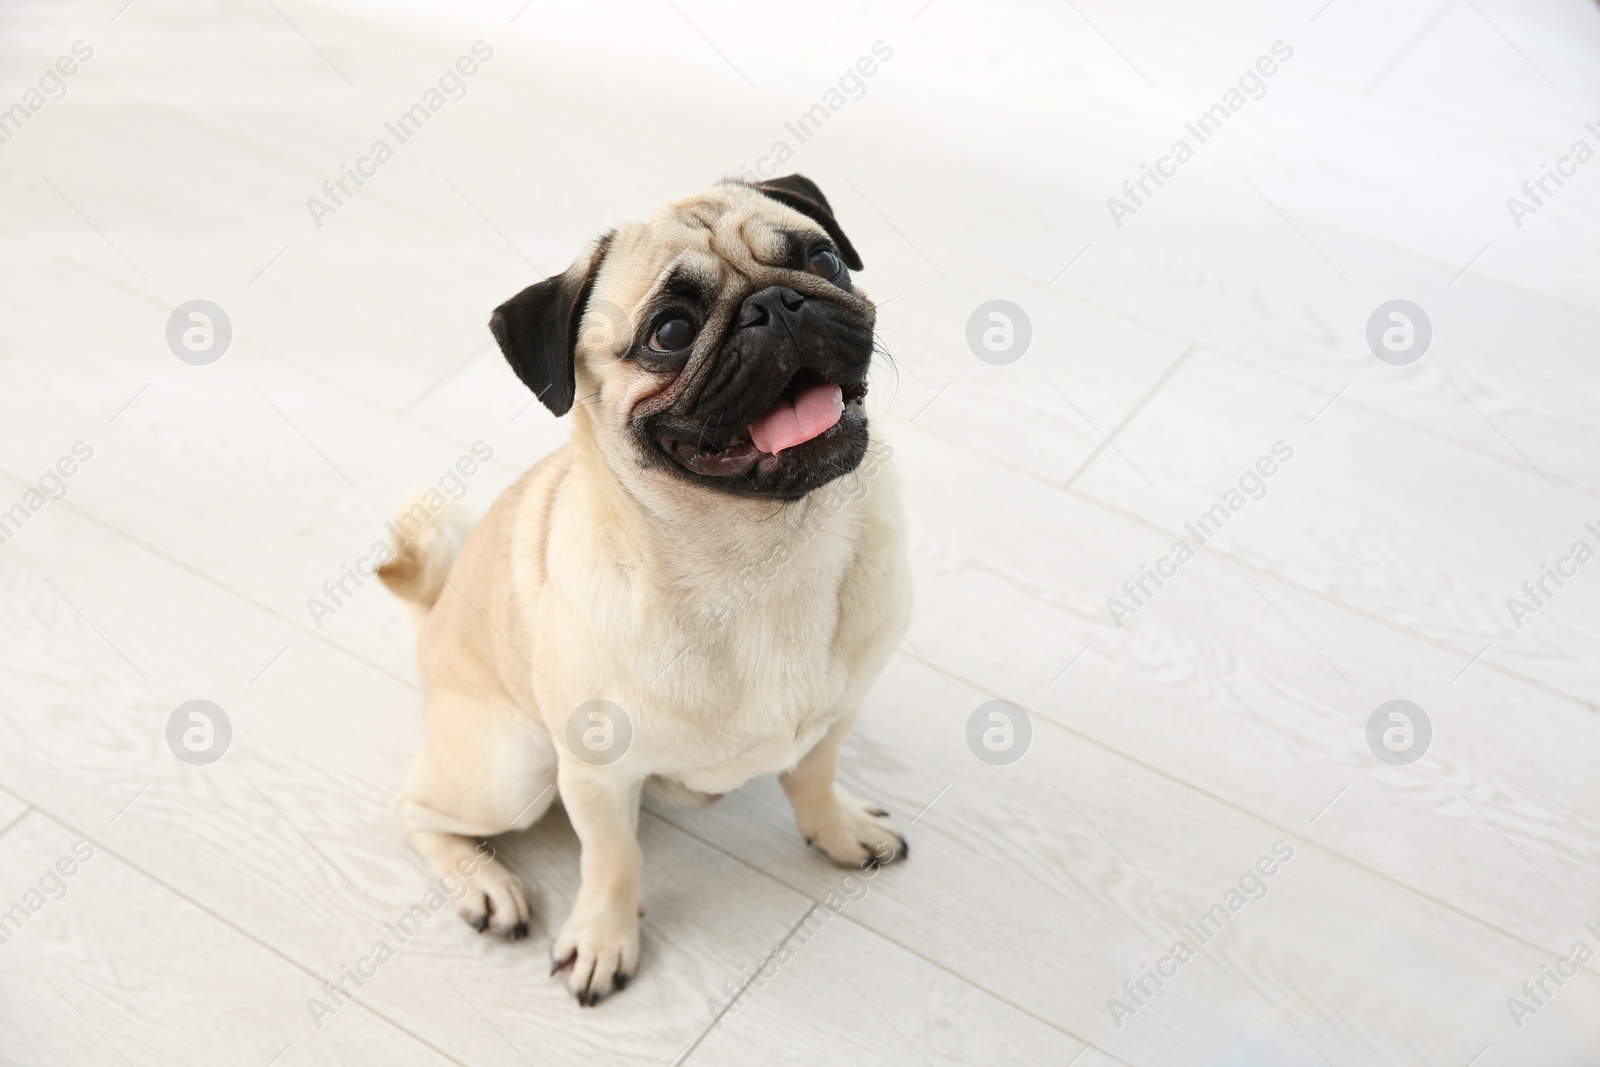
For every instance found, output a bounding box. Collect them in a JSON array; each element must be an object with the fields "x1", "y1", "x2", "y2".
[{"x1": 396, "y1": 692, "x2": 558, "y2": 939}]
